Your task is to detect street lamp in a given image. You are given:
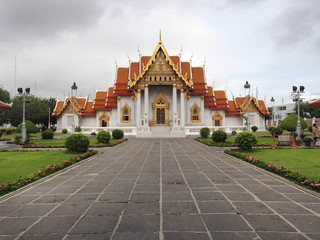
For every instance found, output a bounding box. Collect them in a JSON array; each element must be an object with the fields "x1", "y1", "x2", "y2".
[
  {"x1": 47, "y1": 100, "x2": 51, "y2": 130},
  {"x1": 17, "y1": 87, "x2": 30, "y2": 142},
  {"x1": 244, "y1": 81, "x2": 251, "y2": 131},
  {"x1": 270, "y1": 97, "x2": 275, "y2": 126},
  {"x1": 291, "y1": 85, "x2": 305, "y2": 139},
  {"x1": 71, "y1": 82, "x2": 78, "y2": 134}
]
